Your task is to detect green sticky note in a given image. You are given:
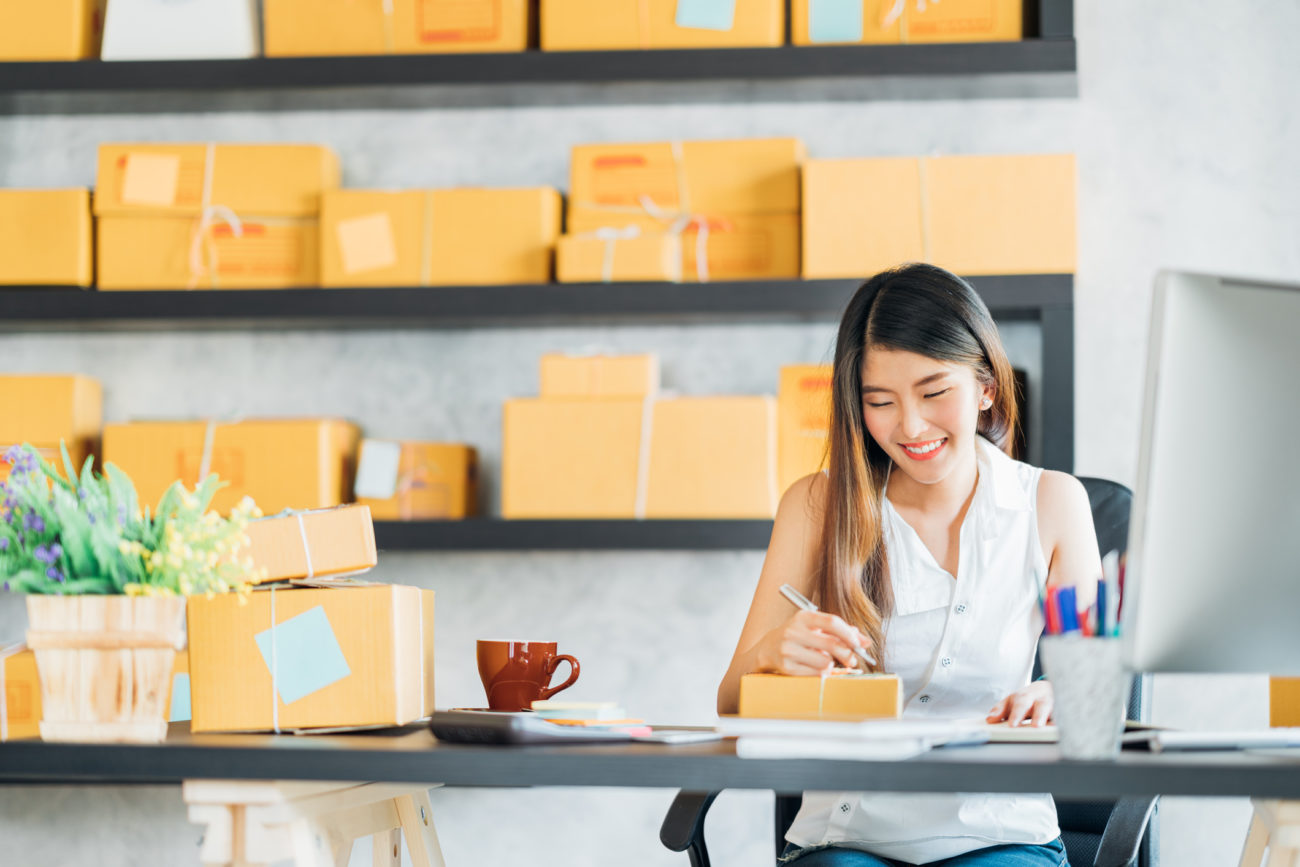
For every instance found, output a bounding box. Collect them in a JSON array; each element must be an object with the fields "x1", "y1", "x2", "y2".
[
  {"x1": 255, "y1": 606, "x2": 352, "y2": 705},
  {"x1": 810, "y1": 0, "x2": 864, "y2": 43},
  {"x1": 675, "y1": 0, "x2": 736, "y2": 31},
  {"x1": 169, "y1": 673, "x2": 191, "y2": 723}
]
